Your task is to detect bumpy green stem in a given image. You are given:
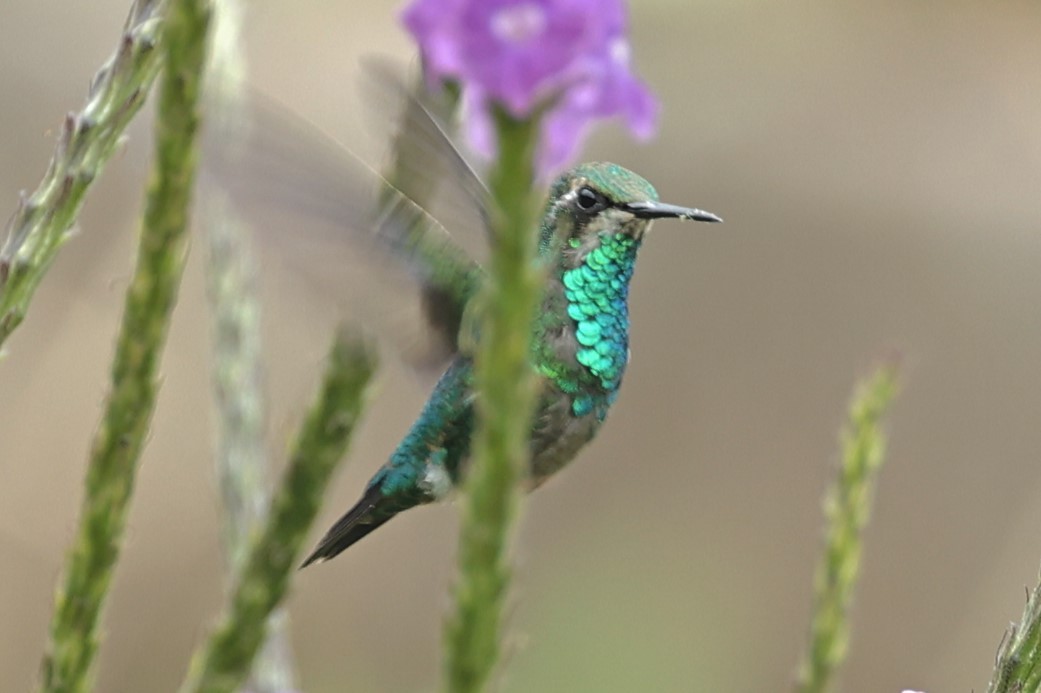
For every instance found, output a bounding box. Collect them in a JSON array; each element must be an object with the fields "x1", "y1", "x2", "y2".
[
  {"x1": 180, "y1": 331, "x2": 377, "y2": 693},
  {"x1": 207, "y1": 199, "x2": 268, "y2": 565},
  {"x1": 202, "y1": 1, "x2": 297, "y2": 690},
  {"x1": 443, "y1": 110, "x2": 541, "y2": 692},
  {"x1": 988, "y1": 576, "x2": 1041, "y2": 691},
  {"x1": 38, "y1": 1, "x2": 211, "y2": 691},
  {"x1": 205, "y1": 141, "x2": 299, "y2": 693},
  {"x1": 205, "y1": 0, "x2": 263, "y2": 581},
  {"x1": 796, "y1": 363, "x2": 900, "y2": 693},
  {"x1": 0, "y1": 0, "x2": 167, "y2": 350}
]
